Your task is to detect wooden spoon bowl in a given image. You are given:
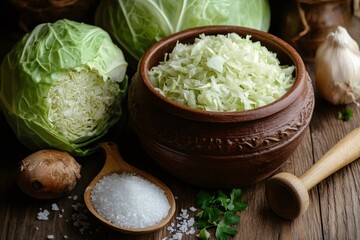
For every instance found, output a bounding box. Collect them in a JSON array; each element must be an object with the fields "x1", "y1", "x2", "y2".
[{"x1": 84, "y1": 142, "x2": 176, "y2": 234}]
